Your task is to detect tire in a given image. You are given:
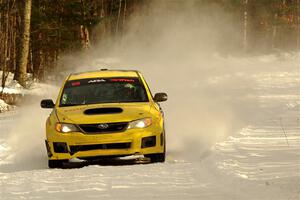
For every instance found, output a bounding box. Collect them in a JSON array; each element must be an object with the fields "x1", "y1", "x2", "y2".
[
  {"x1": 48, "y1": 159, "x2": 67, "y2": 168},
  {"x1": 145, "y1": 152, "x2": 165, "y2": 163},
  {"x1": 145, "y1": 132, "x2": 166, "y2": 163}
]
